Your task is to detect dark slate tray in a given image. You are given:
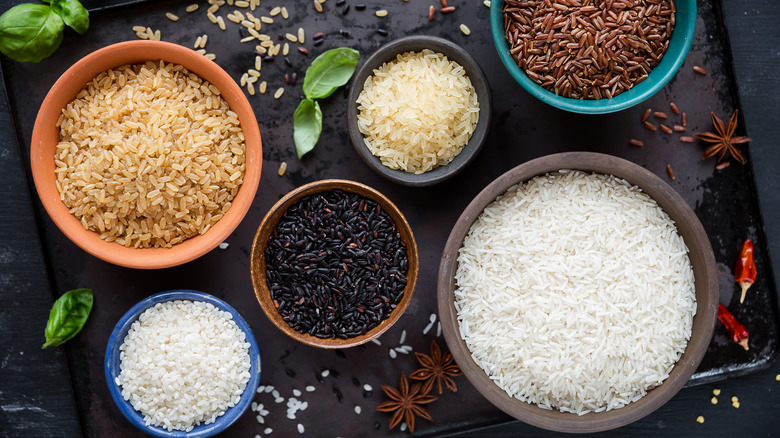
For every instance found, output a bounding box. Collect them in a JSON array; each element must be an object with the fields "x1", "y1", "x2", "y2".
[{"x1": 1, "y1": 0, "x2": 777, "y2": 436}]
